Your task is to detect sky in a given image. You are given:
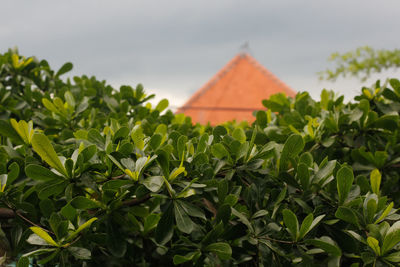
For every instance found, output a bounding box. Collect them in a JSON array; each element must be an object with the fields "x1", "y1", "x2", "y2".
[{"x1": 2, "y1": 0, "x2": 400, "y2": 109}]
